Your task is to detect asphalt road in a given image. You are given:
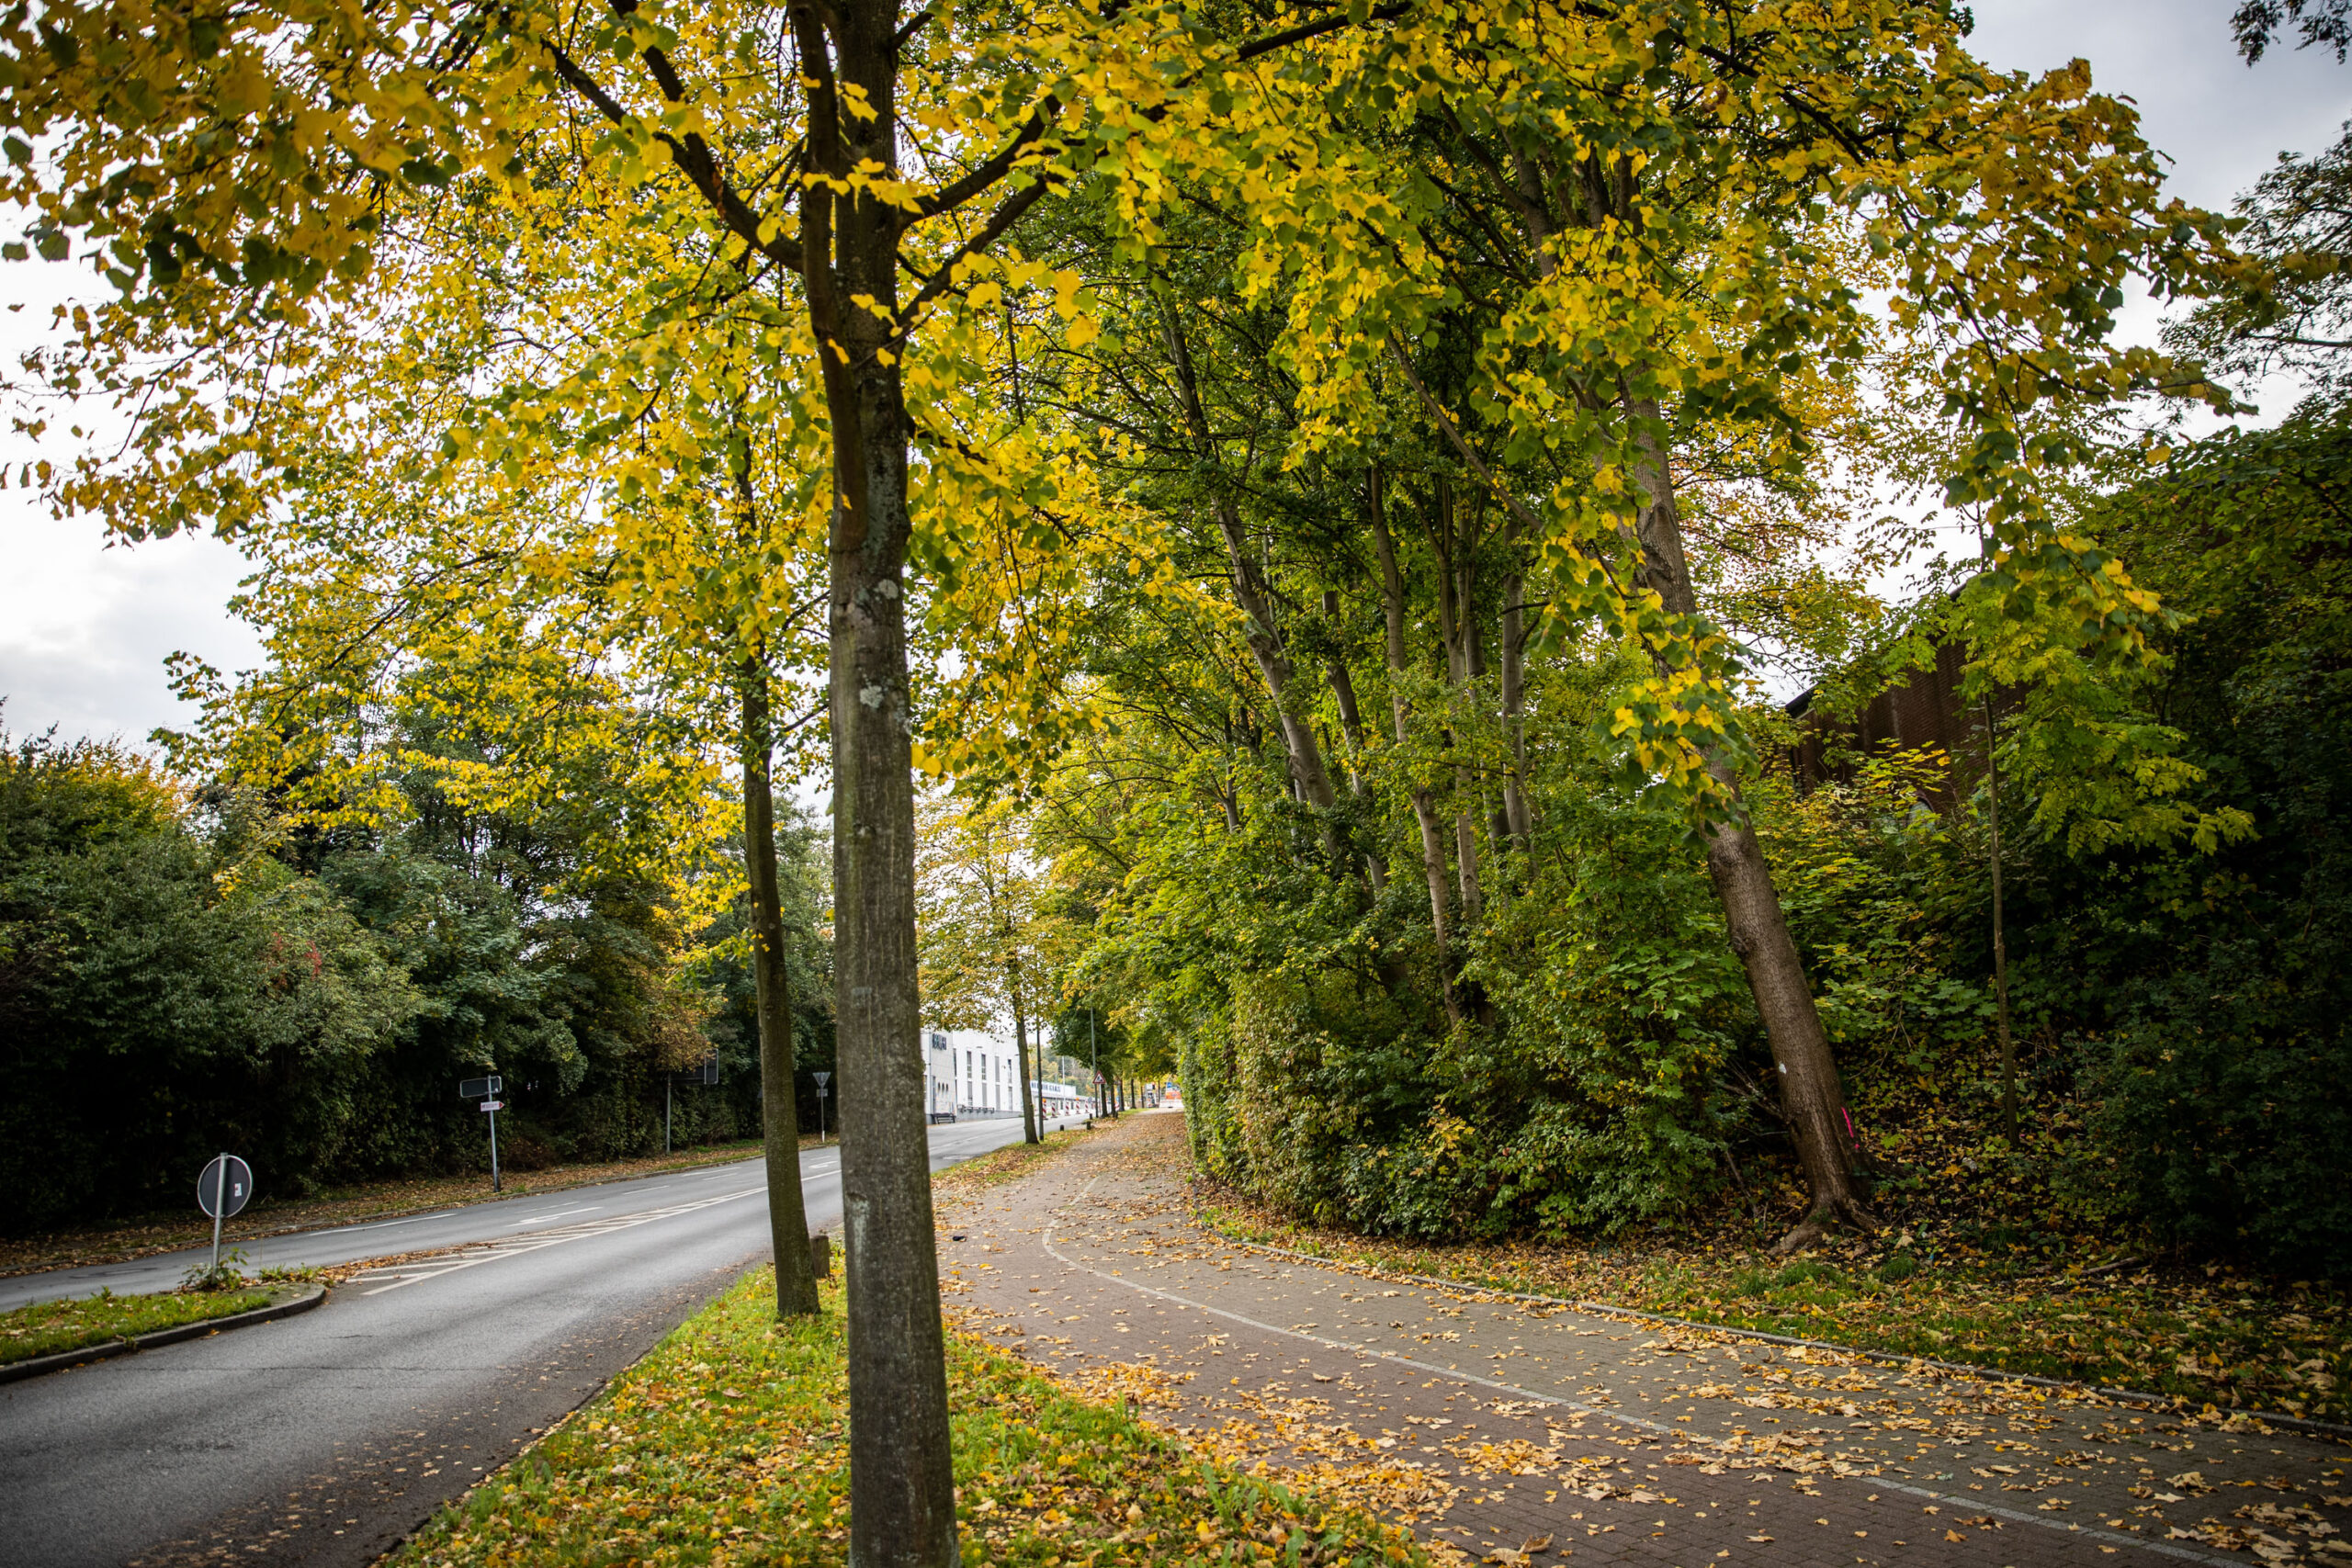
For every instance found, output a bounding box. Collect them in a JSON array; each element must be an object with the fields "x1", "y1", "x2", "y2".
[{"x1": 0, "y1": 1112, "x2": 1070, "y2": 1568}]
